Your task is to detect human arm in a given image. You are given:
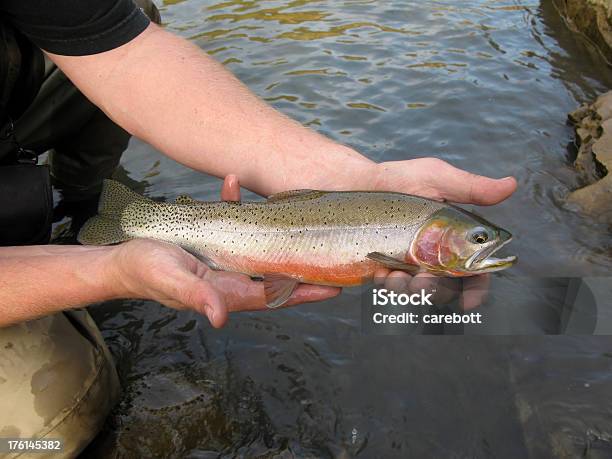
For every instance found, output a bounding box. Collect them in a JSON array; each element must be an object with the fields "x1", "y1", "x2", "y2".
[
  {"x1": 0, "y1": 244, "x2": 120, "y2": 327},
  {"x1": 0, "y1": 241, "x2": 338, "y2": 328},
  {"x1": 46, "y1": 23, "x2": 373, "y2": 196},
  {"x1": 46, "y1": 24, "x2": 515, "y2": 201}
]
